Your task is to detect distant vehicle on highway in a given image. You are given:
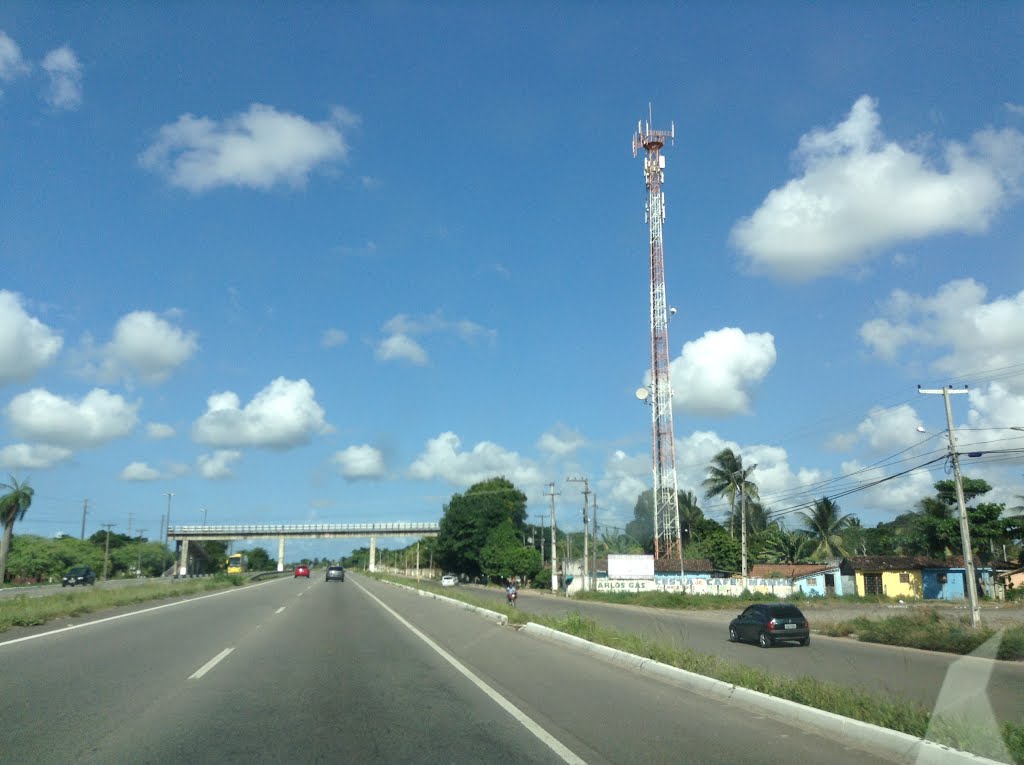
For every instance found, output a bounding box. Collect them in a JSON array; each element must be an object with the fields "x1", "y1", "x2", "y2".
[
  {"x1": 62, "y1": 566, "x2": 97, "y2": 587},
  {"x1": 728, "y1": 603, "x2": 810, "y2": 647},
  {"x1": 441, "y1": 574, "x2": 457, "y2": 587},
  {"x1": 294, "y1": 564, "x2": 310, "y2": 578},
  {"x1": 226, "y1": 553, "x2": 248, "y2": 574},
  {"x1": 325, "y1": 566, "x2": 345, "y2": 582}
]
